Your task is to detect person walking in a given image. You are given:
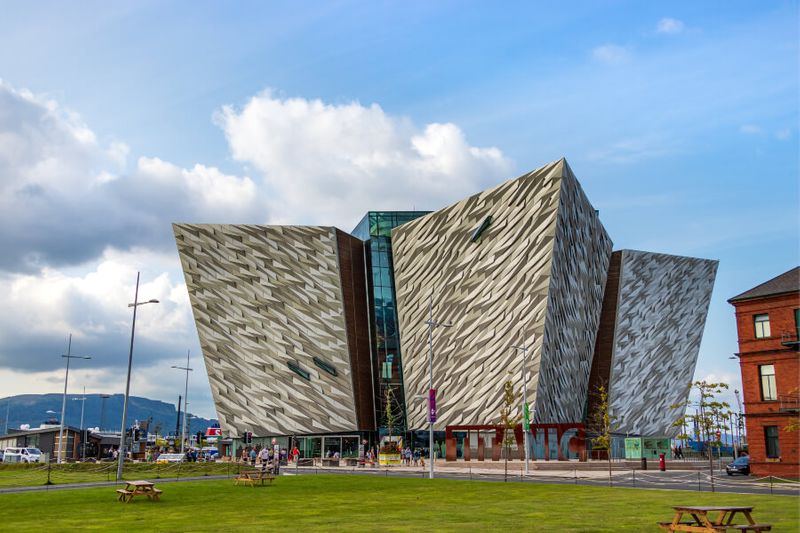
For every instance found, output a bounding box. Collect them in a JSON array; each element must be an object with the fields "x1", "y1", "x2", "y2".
[{"x1": 260, "y1": 446, "x2": 270, "y2": 470}]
